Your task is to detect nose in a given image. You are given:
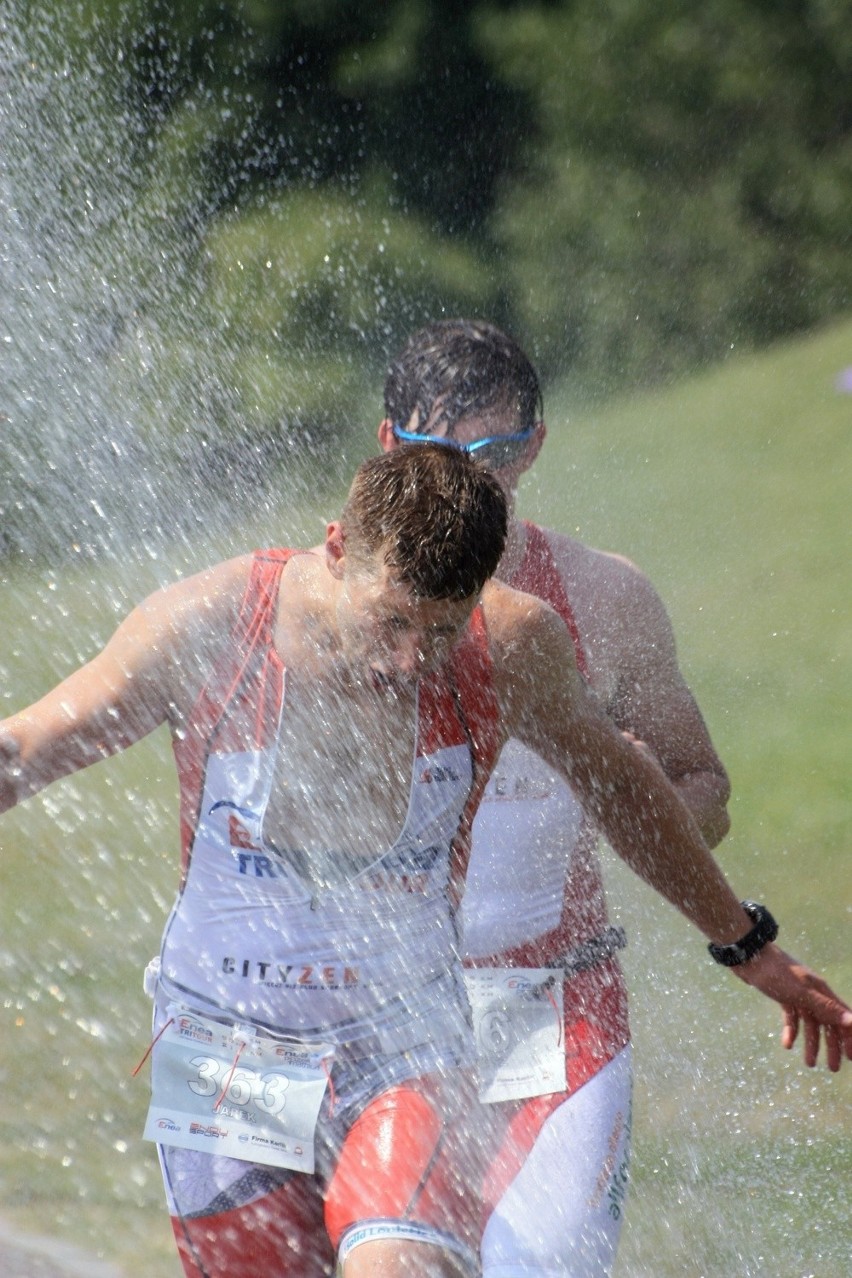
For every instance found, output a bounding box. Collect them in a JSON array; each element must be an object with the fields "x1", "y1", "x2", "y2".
[
  {"x1": 388, "y1": 623, "x2": 453, "y2": 678},
  {"x1": 391, "y1": 629, "x2": 427, "y2": 676}
]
